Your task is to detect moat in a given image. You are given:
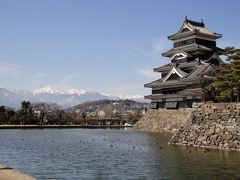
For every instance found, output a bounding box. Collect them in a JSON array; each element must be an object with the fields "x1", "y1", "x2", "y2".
[{"x1": 0, "y1": 129, "x2": 239, "y2": 179}]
